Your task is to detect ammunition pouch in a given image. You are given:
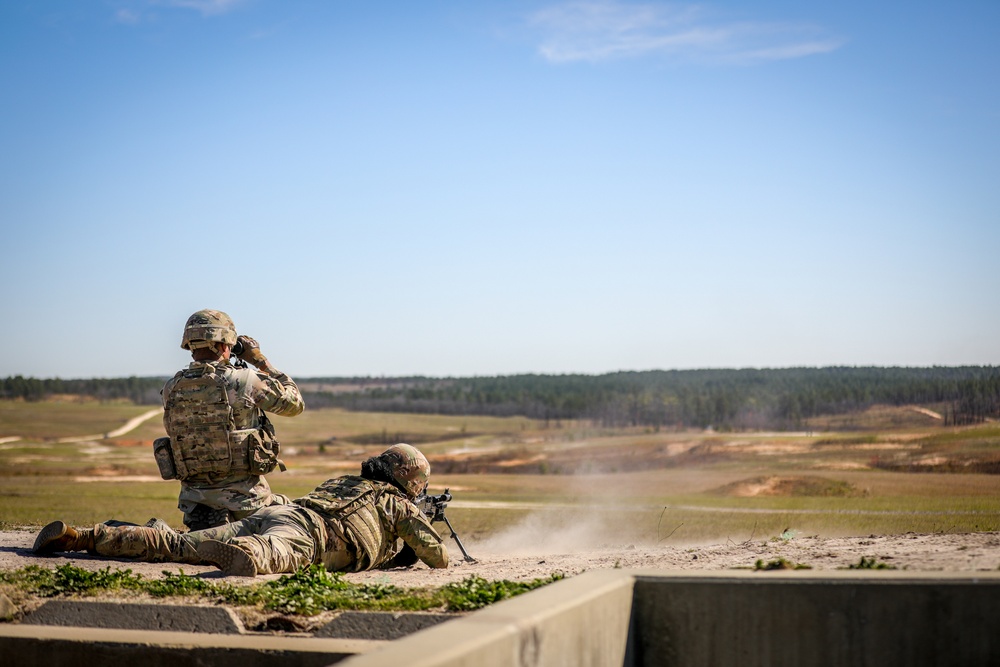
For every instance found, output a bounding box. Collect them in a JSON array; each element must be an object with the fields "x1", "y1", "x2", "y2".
[
  {"x1": 243, "y1": 429, "x2": 282, "y2": 476},
  {"x1": 153, "y1": 437, "x2": 178, "y2": 480}
]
